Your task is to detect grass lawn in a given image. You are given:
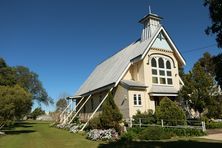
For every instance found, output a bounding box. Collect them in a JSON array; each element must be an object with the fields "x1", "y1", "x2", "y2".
[
  {"x1": 0, "y1": 121, "x2": 101, "y2": 148},
  {"x1": 0, "y1": 121, "x2": 222, "y2": 148}
]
